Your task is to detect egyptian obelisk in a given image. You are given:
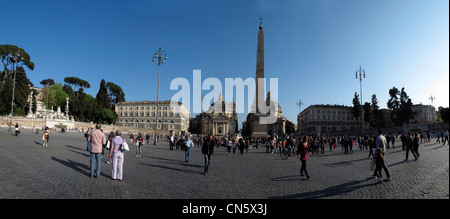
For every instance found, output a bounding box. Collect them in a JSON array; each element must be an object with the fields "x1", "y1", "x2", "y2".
[
  {"x1": 251, "y1": 16, "x2": 268, "y2": 137},
  {"x1": 255, "y1": 16, "x2": 264, "y2": 114}
]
